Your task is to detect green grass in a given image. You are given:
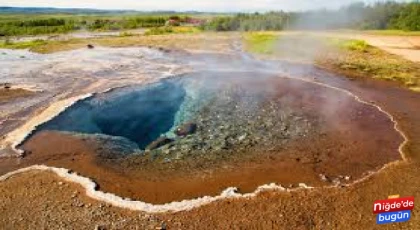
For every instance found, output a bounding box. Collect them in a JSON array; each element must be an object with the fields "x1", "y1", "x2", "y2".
[
  {"x1": 243, "y1": 32, "x2": 420, "y2": 92},
  {"x1": 323, "y1": 39, "x2": 420, "y2": 92},
  {"x1": 171, "y1": 26, "x2": 201, "y2": 34},
  {"x1": 328, "y1": 38, "x2": 369, "y2": 52},
  {"x1": 0, "y1": 39, "x2": 47, "y2": 49},
  {"x1": 119, "y1": 31, "x2": 135, "y2": 37},
  {"x1": 0, "y1": 13, "x2": 198, "y2": 36},
  {"x1": 243, "y1": 32, "x2": 279, "y2": 55},
  {"x1": 145, "y1": 27, "x2": 174, "y2": 35},
  {"x1": 0, "y1": 13, "x2": 214, "y2": 36},
  {"x1": 145, "y1": 26, "x2": 201, "y2": 36},
  {"x1": 19, "y1": 32, "x2": 231, "y2": 53}
]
